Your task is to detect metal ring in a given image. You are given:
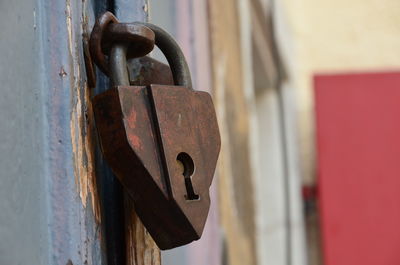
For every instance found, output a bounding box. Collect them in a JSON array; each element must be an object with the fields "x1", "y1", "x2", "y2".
[
  {"x1": 103, "y1": 23, "x2": 155, "y2": 62},
  {"x1": 89, "y1": 12, "x2": 155, "y2": 76},
  {"x1": 90, "y1": 12, "x2": 192, "y2": 89},
  {"x1": 89, "y1": 11, "x2": 119, "y2": 75}
]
